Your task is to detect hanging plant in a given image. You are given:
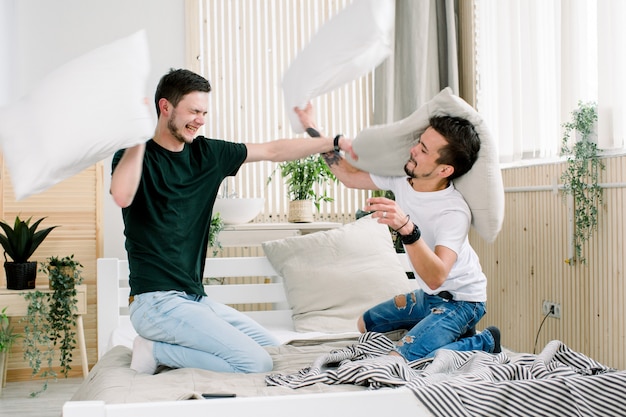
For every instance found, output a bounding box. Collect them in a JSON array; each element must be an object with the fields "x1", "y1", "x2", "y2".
[
  {"x1": 20, "y1": 254, "x2": 83, "y2": 396},
  {"x1": 21, "y1": 290, "x2": 56, "y2": 396},
  {"x1": 44, "y1": 255, "x2": 83, "y2": 378},
  {"x1": 559, "y1": 101, "x2": 604, "y2": 264}
]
